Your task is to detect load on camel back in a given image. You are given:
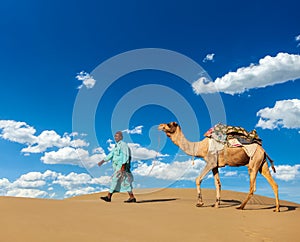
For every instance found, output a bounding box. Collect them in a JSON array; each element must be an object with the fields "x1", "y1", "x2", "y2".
[
  {"x1": 204, "y1": 123, "x2": 263, "y2": 159},
  {"x1": 204, "y1": 123, "x2": 262, "y2": 146},
  {"x1": 158, "y1": 122, "x2": 280, "y2": 212}
]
